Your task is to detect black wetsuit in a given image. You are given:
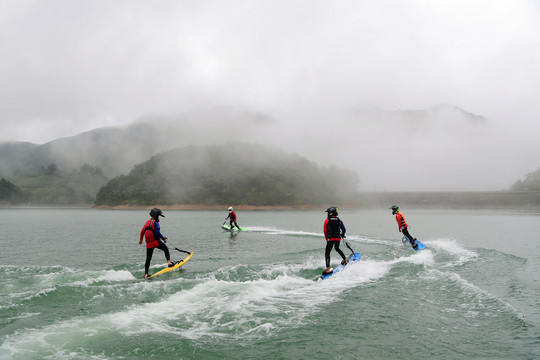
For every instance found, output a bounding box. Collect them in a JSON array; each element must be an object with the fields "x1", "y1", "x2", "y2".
[
  {"x1": 145, "y1": 240, "x2": 171, "y2": 275},
  {"x1": 324, "y1": 216, "x2": 347, "y2": 268}
]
